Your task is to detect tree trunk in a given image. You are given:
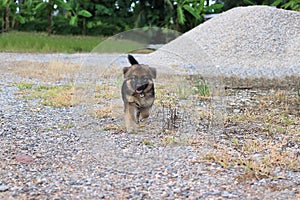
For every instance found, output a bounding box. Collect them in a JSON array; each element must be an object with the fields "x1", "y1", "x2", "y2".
[
  {"x1": 1, "y1": 13, "x2": 4, "y2": 33},
  {"x1": 47, "y1": 0, "x2": 53, "y2": 36},
  {"x1": 5, "y1": 5, "x2": 9, "y2": 32},
  {"x1": 82, "y1": 18, "x2": 86, "y2": 35},
  {"x1": 206, "y1": 0, "x2": 210, "y2": 6}
]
